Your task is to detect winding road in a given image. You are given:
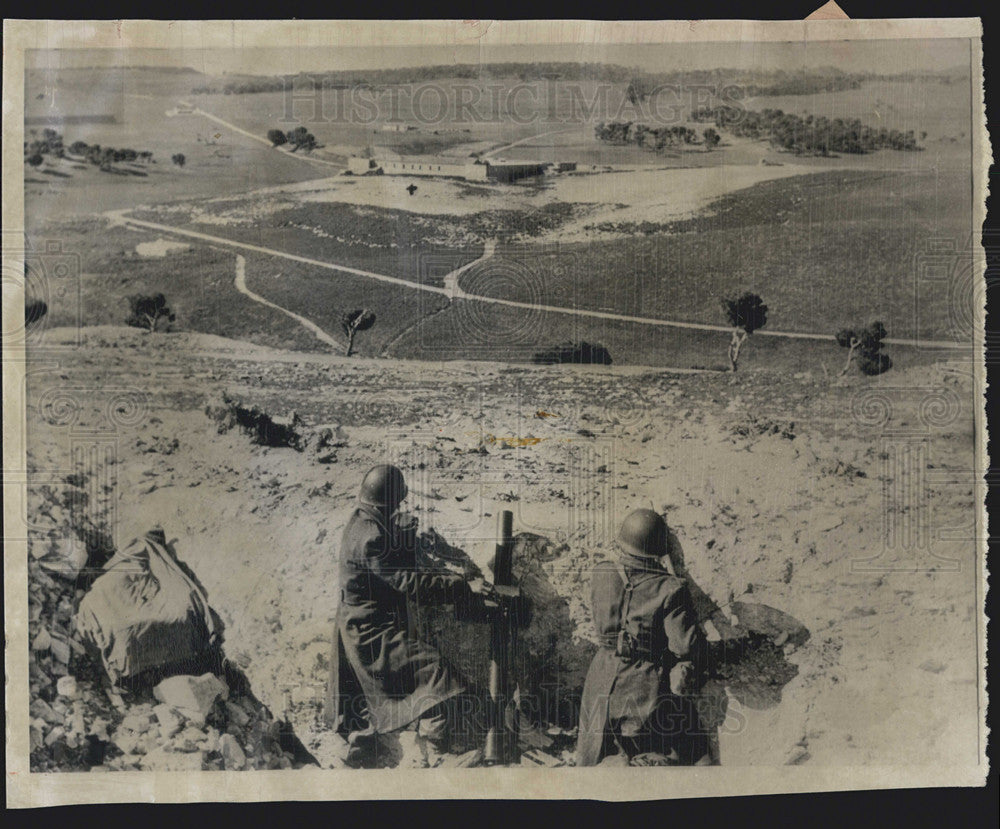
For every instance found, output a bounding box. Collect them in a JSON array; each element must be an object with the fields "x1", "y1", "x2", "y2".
[
  {"x1": 233, "y1": 255, "x2": 341, "y2": 349},
  {"x1": 113, "y1": 210, "x2": 966, "y2": 351}
]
